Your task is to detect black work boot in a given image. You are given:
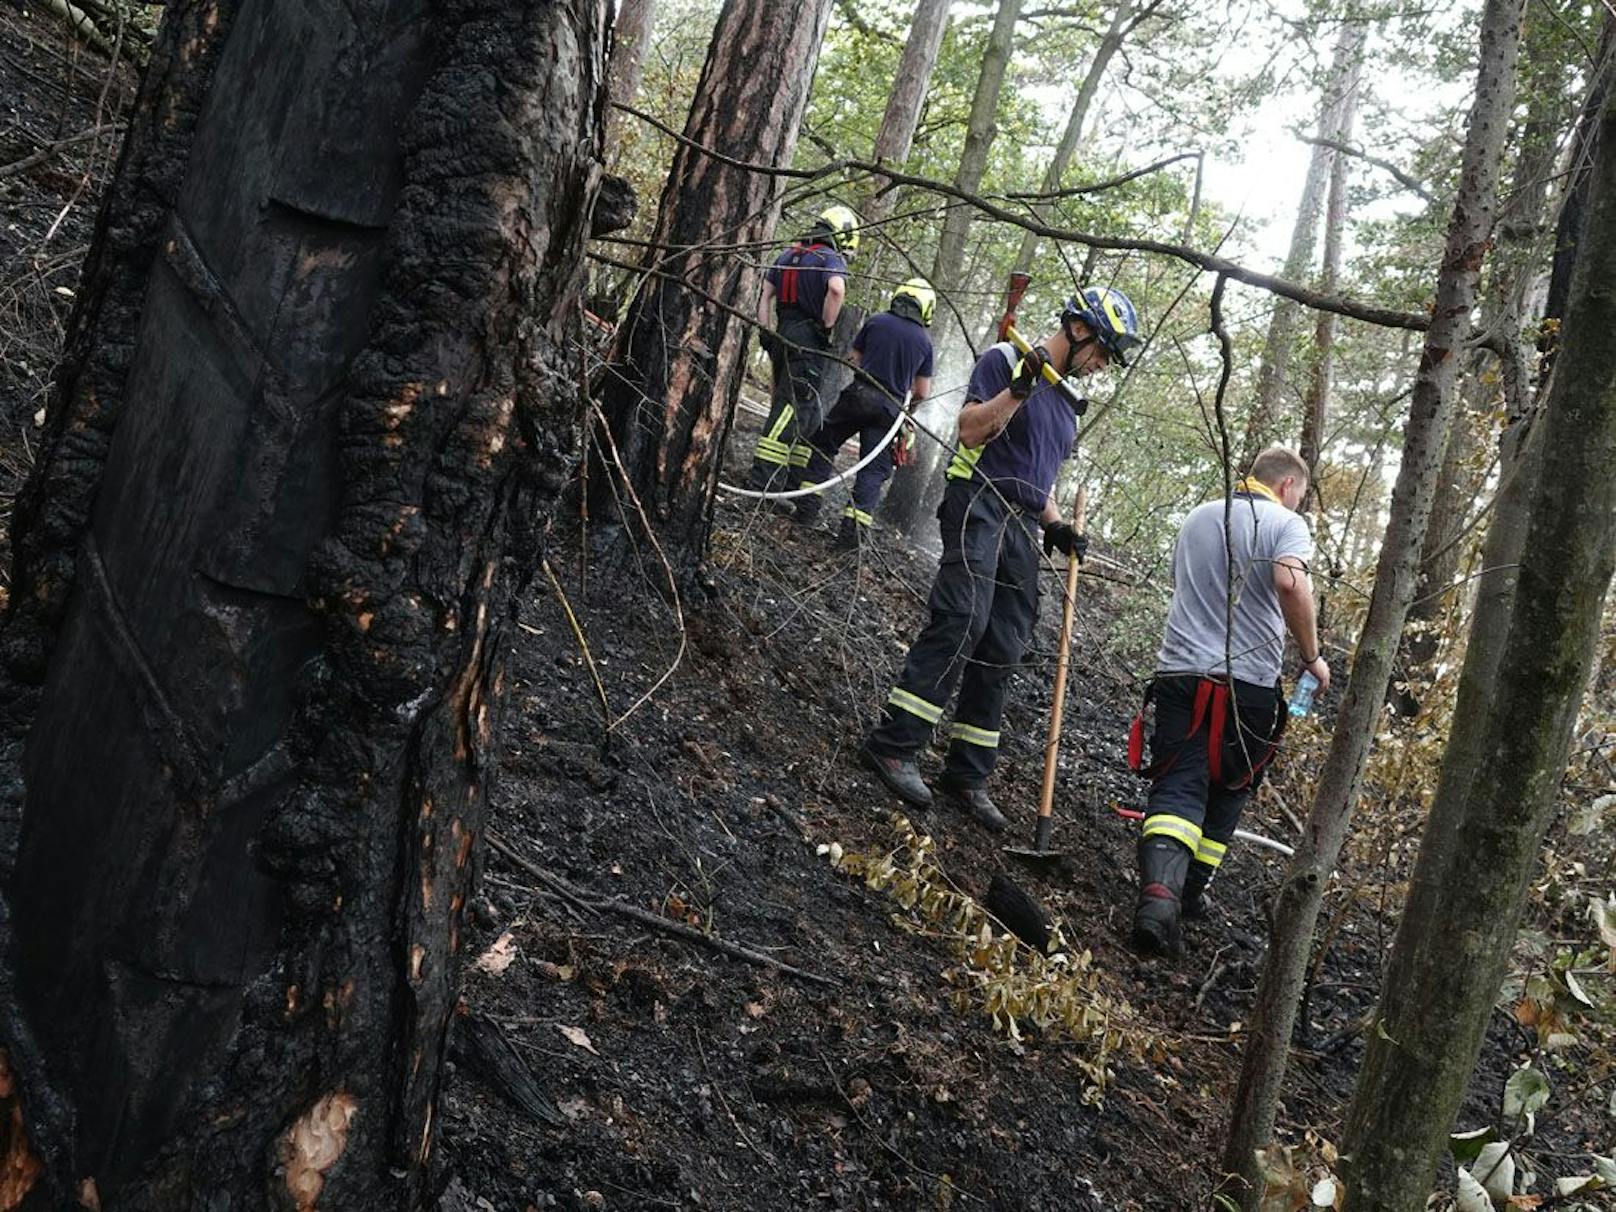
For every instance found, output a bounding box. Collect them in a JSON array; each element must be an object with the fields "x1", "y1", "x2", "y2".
[
  {"x1": 835, "y1": 517, "x2": 862, "y2": 550},
  {"x1": 860, "y1": 744, "x2": 933, "y2": 808},
  {"x1": 794, "y1": 498, "x2": 823, "y2": 529},
  {"x1": 1181, "y1": 859, "x2": 1215, "y2": 922},
  {"x1": 939, "y1": 777, "x2": 1008, "y2": 832},
  {"x1": 1133, "y1": 837, "x2": 1192, "y2": 958}
]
